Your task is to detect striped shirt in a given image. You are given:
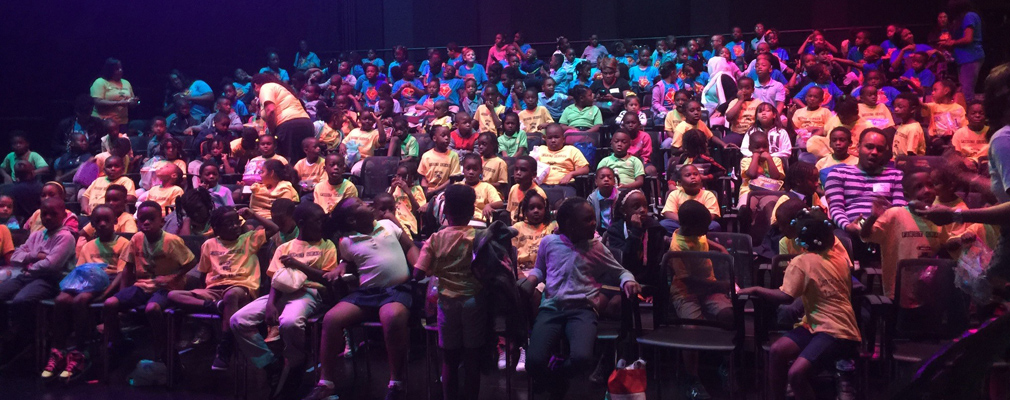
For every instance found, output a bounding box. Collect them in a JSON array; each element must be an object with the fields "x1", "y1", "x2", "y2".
[{"x1": 824, "y1": 165, "x2": 906, "y2": 227}]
